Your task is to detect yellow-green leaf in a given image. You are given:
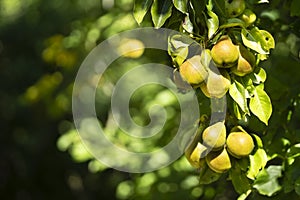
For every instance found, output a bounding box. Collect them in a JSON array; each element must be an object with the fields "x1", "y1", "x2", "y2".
[
  {"x1": 251, "y1": 67, "x2": 267, "y2": 84},
  {"x1": 229, "y1": 79, "x2": 250, "y2": 114},
  {"x1": 206, "y1": 0, "x2": 219, "y2": 39},
  {"x1": 247, "y1": 148, "x2": 268, "y2": 180},
  {"x1": 259, "y1": 30, "x2": 275, "y2": 51},
  {"x1": 249, "y1": 85, "x2": 272, "y2": 125},
  {"x1": 253, "y1": 165, "x2": 283, "y2": 197},
  {"x1": 241, "y1": 28, "x2": 269, "y2": 54}
]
